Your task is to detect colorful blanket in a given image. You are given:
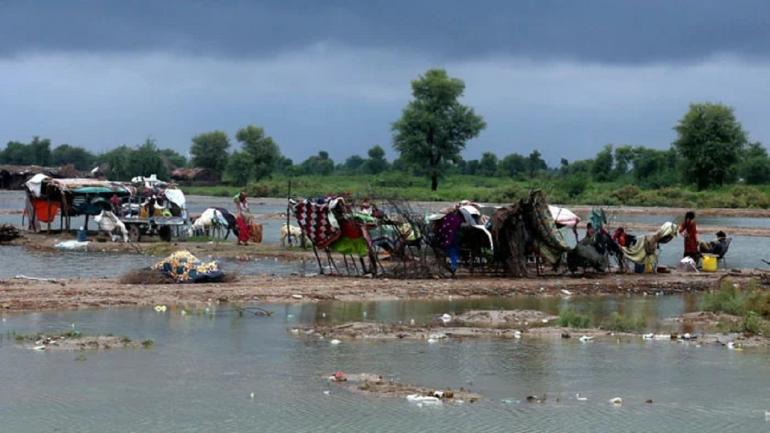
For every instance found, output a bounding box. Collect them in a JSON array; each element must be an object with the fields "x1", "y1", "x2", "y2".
[{"x1": 294, "y1": 200, "x2": 341, "y2": 249}]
